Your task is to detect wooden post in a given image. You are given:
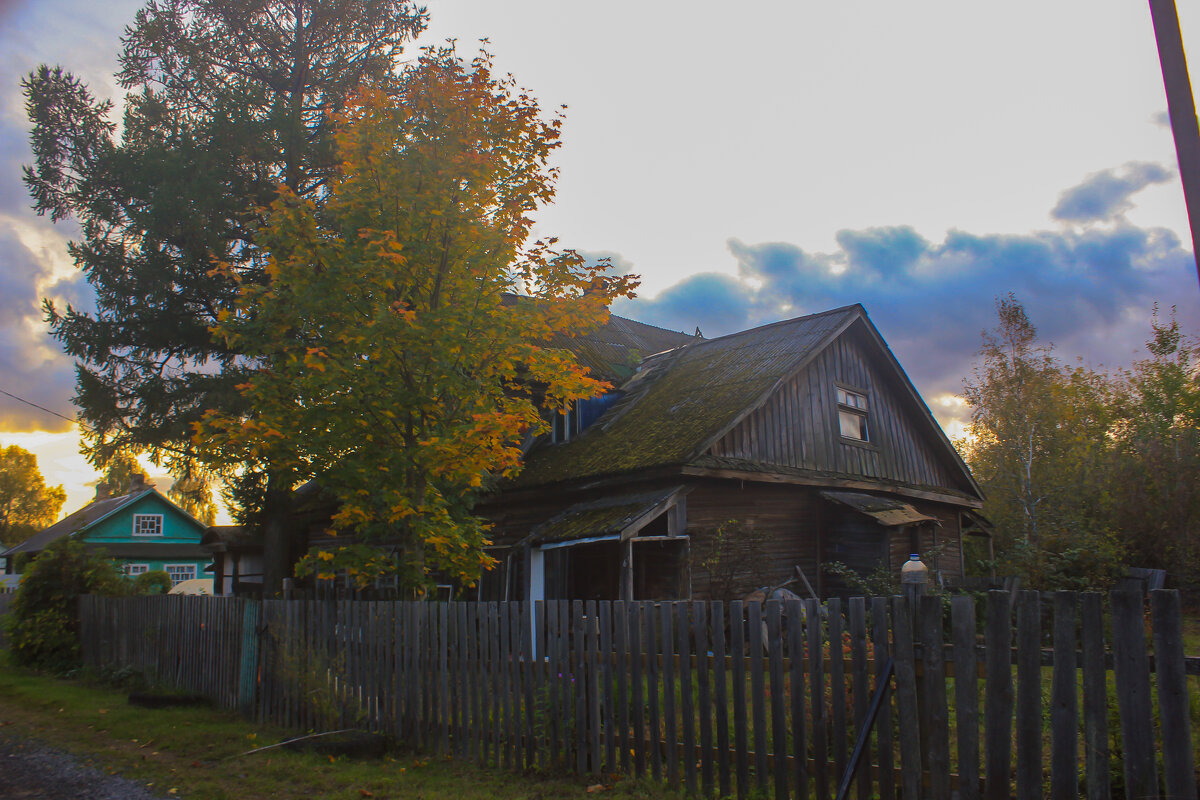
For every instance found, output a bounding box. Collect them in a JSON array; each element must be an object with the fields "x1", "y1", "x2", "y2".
[
  {"x1": 1111, "y1": 589, "x2": 1158, "y2": 799},
  {"x1": 1151, "y1": 589, "x2": 1197, "y2": 800}
]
